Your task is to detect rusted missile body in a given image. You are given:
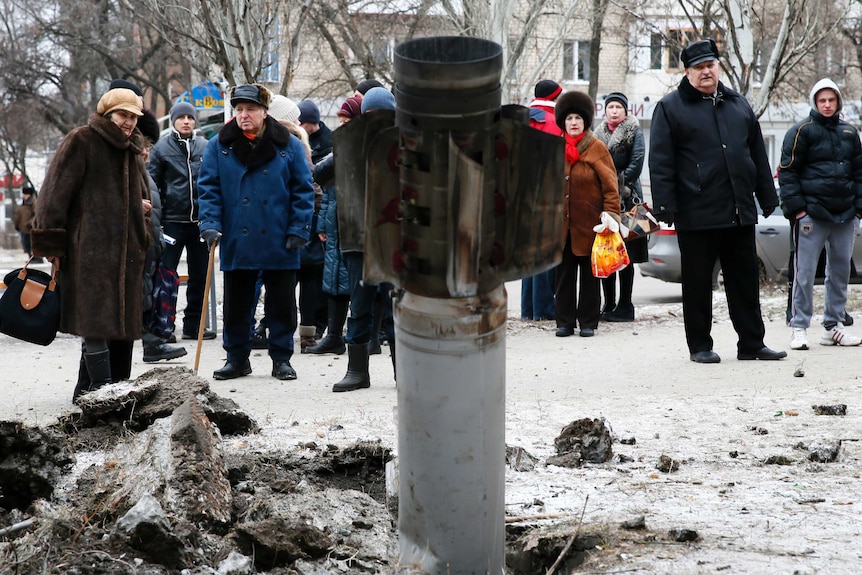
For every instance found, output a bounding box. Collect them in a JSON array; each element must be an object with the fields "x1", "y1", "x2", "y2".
[{"x1": 332, "y1": 35, "x2": 564, "y2": 574}]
